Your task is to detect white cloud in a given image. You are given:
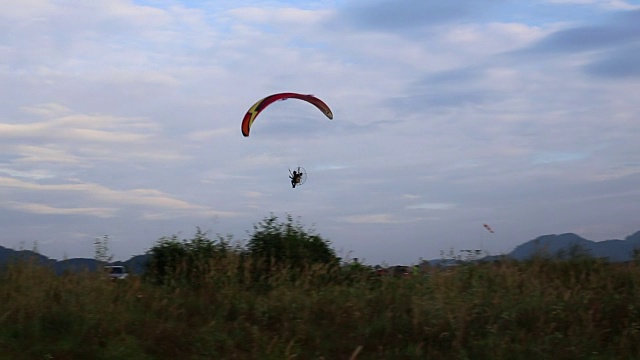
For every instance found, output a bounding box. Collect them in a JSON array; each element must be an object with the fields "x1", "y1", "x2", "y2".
[
  {"x1": 0, "y1": 176, "x2": 237, "y2": 219},
  {"x1": 1, "y1": 110, "x2": 156, "y2": 142},
  {"x1": 185, "y1": 128, "x2": 236, "y2": 142},
  {"x1": 0, "y1": 167, "x2": 56, "y2": 180},
  {"x1": 228, "y1": 6, "x2": 332, "y2": 25},
  {"x1": 19, "y1": 103, "x2": 71, "y2": 117},
  {"x1": 244, "y1": 191, "x2": 263, "y2": 199},
  {"x1": 402, "y1": 194, "x2": 421, "y2": 200},
  {"x1": 5, "y1": 201, "x2": 117, "y2": 218},
  {"x1": 340, "y1": 213, "x2": 420, "y2": 225},
  {"x1": 545, "y1": 0, "x2": 640, "y2": 10},
  {"x1": 406, "y1": 203, "x2": 457, "y2": 210}
]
